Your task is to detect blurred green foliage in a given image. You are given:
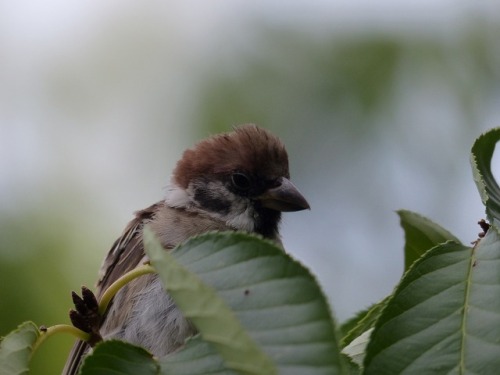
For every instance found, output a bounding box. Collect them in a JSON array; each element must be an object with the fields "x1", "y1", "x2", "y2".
[
  {"x1": 0, "y1": 214, "x2": 76, "y2": 374},
  {"x1": 198, "y1": 26, "x2": 498, "y2": 140}
]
